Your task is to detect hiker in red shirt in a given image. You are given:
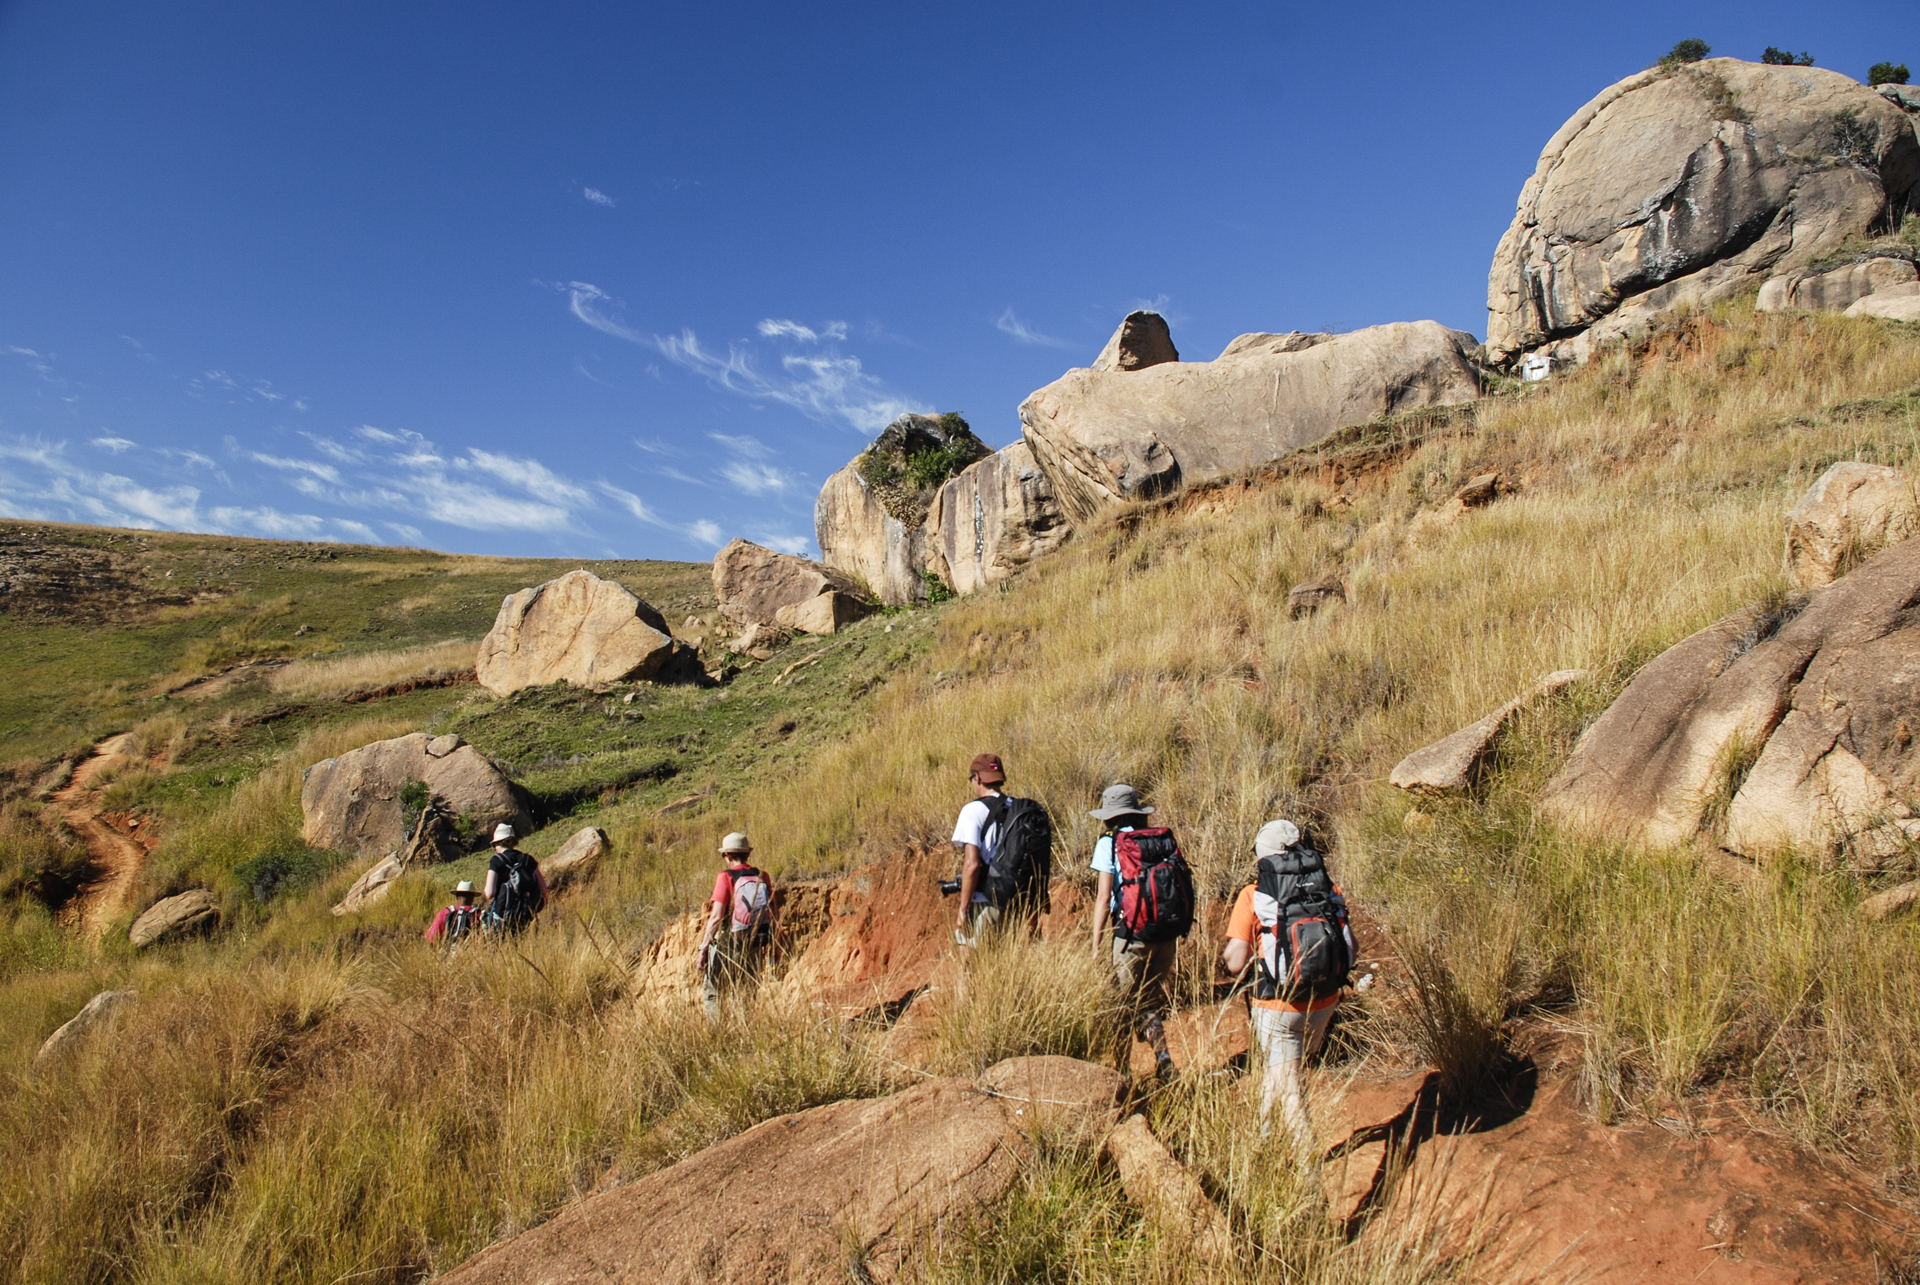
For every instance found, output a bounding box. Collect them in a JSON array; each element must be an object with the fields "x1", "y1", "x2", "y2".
[
  {"x1": 425, "y1": 880, "x2": 480, "y2": 945},
  {"x1": 694, "y1": 832, "x2": 776, "y2": 1016},
  {"x1": 1220, "y1": 819, "x2": 1355, "y2": 1157}
]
